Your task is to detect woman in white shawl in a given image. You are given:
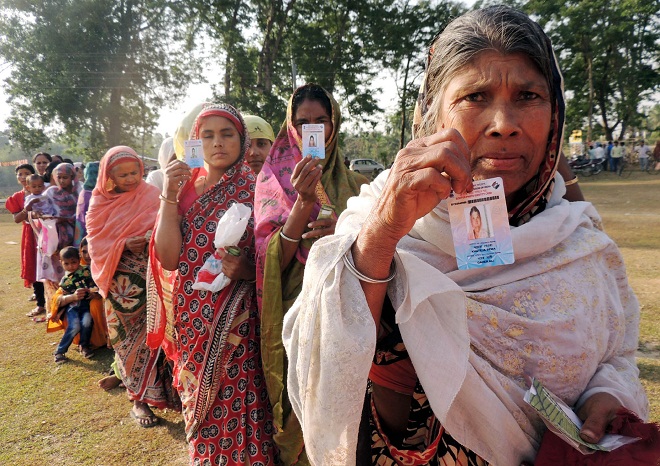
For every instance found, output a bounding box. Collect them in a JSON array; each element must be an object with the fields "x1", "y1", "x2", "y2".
[{"x1": 283, "y1": 6, "x2": 648, "y2": 466}]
